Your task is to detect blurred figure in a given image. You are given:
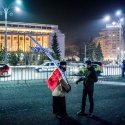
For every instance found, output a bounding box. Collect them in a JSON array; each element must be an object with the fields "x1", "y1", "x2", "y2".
[{"x1": 122, "y1": 60, "x2": 125, "y2": 77}]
